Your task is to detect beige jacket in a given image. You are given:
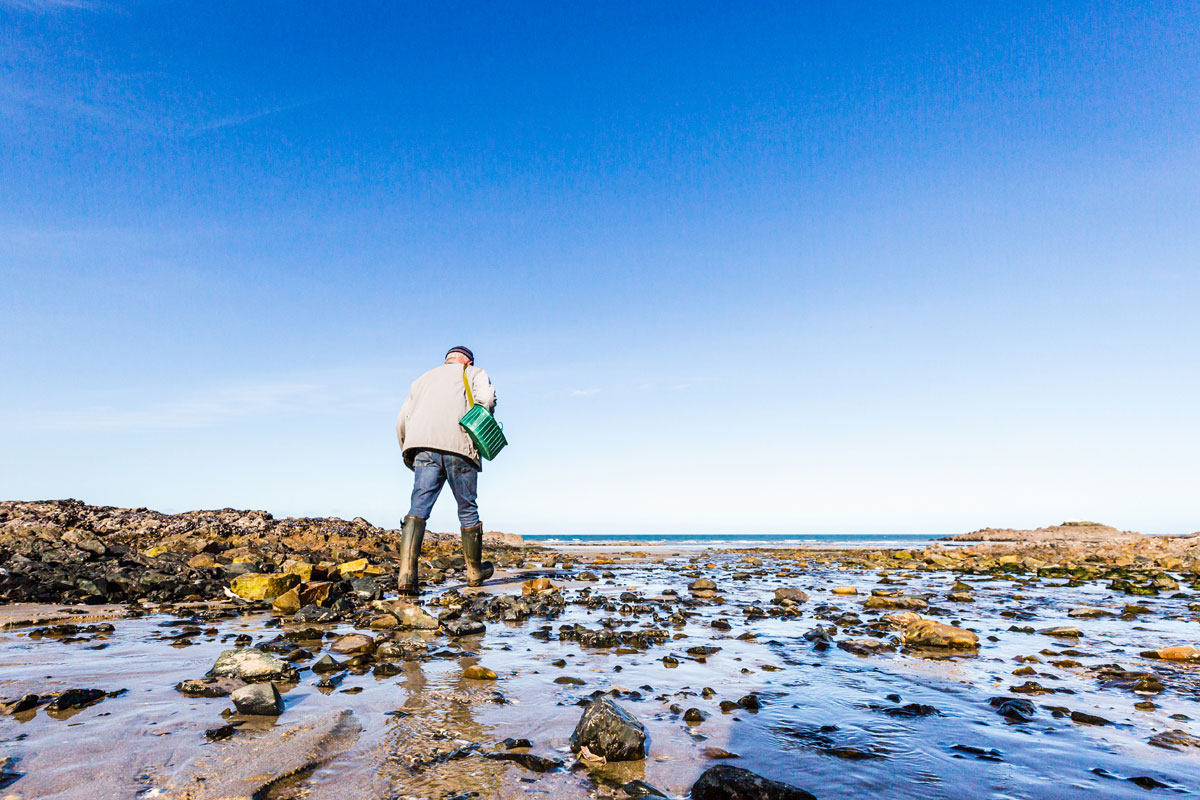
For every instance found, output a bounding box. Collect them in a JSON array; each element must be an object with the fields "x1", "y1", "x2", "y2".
[{"x1": 396, "y1": 363, "x2": 497, "y2": 469}]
